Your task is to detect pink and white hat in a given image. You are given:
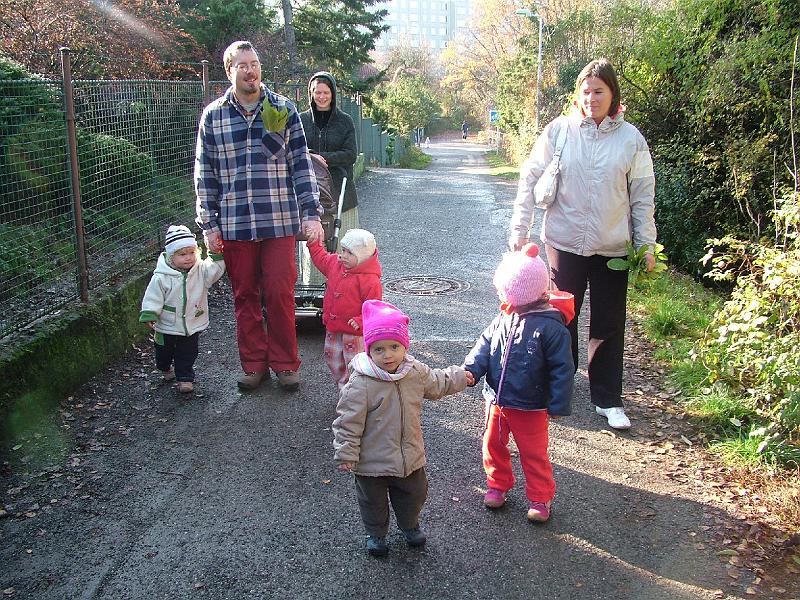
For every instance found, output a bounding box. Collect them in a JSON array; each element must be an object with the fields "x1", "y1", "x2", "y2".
[{"x1": 493, "y1": 243, "x2": 550, "y2": 308}]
